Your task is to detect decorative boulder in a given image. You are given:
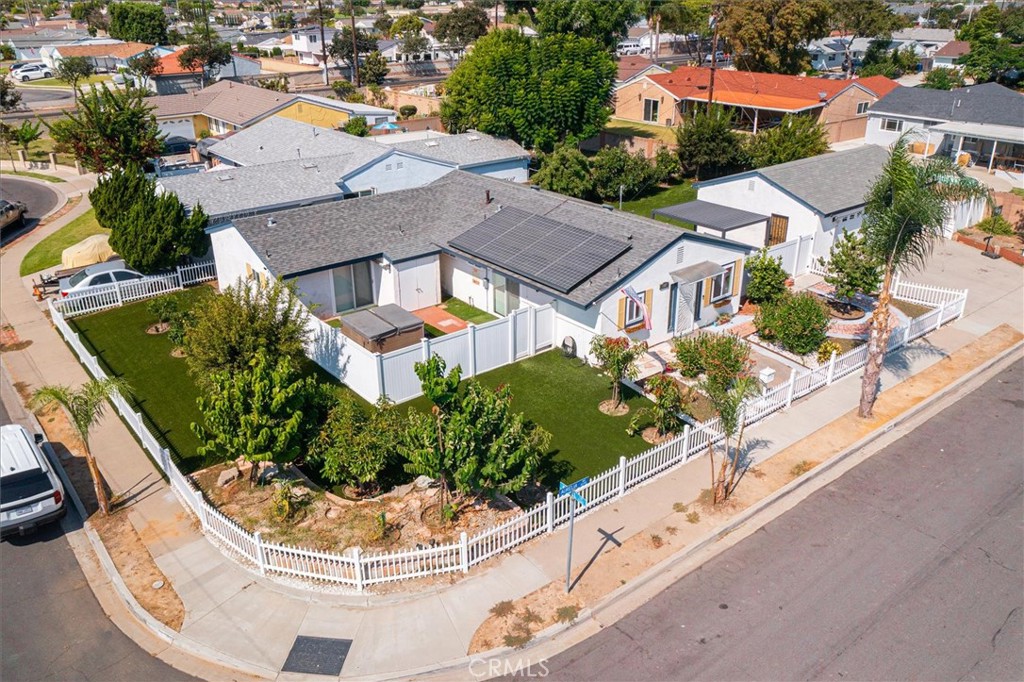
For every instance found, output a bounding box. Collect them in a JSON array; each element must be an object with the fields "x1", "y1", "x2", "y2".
[
  {"x1": 413, "y1": 475, "x2": 433, "y2": 490},
  {"x1": 217, "y1": 467, "x2": 241, "y2": 487}
]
